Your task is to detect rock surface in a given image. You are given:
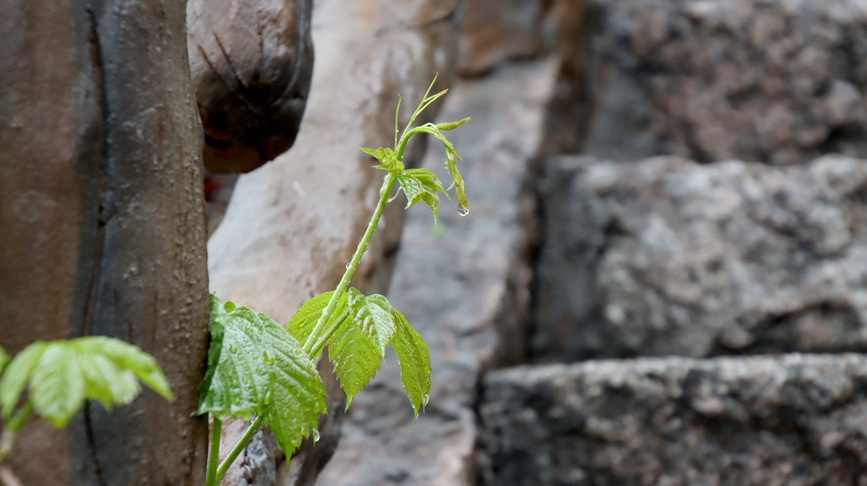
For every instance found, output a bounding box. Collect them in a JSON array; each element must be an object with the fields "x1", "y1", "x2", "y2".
[
  {"x1": 478, "y1": 354, "x2": 867, "y2": 486},
  {"x1": 206, "y1": 0, "x2": 462, "y2": 483},
  {"x1": 458, "y1": 0, "x2": 556, "y2": 76},
  {"x1": 315, "y1": 58, "x2": 558, "y2": 485},
  {"x1": 533, "y1": 155, "x2": 867, "y2": 362},
  {"x1": 187, "y1": 0, "x2": 314, "y2": 174},
  {"x1": 554, "y1": 0, "x2": 867, "y2": 163}
]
